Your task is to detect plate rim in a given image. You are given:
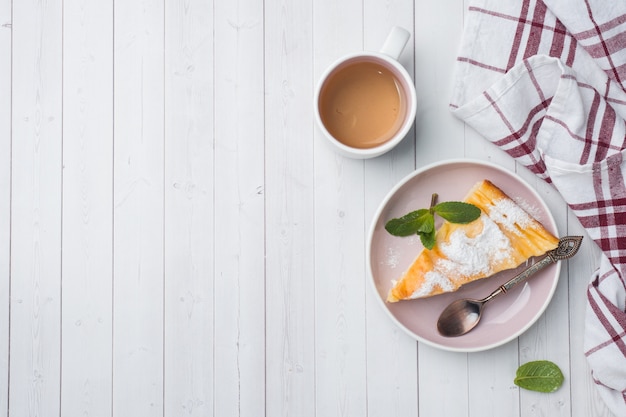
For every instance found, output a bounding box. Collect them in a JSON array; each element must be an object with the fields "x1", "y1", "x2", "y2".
[{"x1": 366, "y1": 158, "x2": 561, "y2": 352}]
